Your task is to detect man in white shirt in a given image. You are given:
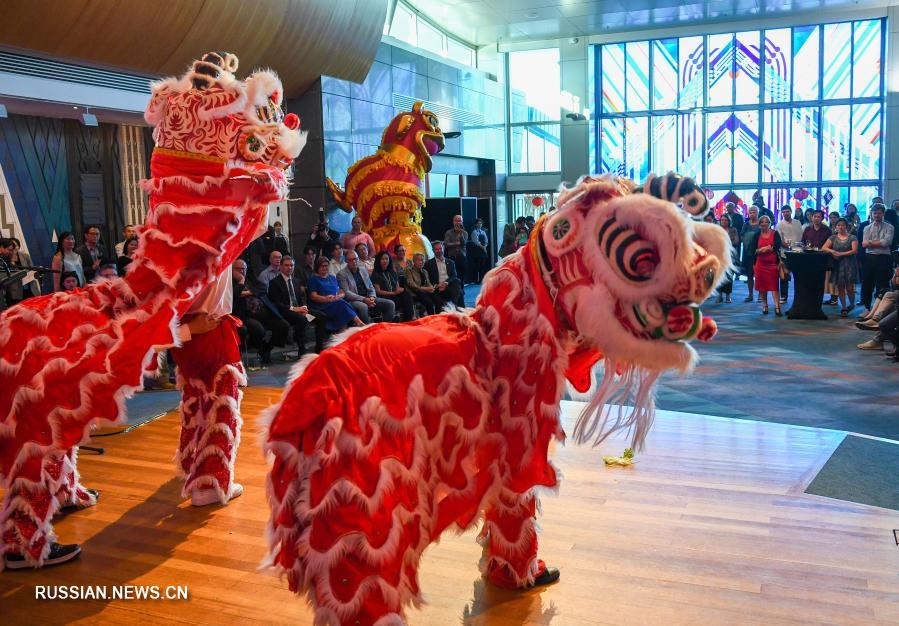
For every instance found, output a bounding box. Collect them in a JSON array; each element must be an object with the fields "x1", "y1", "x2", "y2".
[
  {"x1": 257, "y1": 250, "x2": 283, "y2": 289},
  {"x1": 424, "y1": 241, "x2": 463, "y2": 308},
  {"x1": 861, "y1": 203, "x2": 895, "y2": 312},
  {"x1": 114, "y1": 224, "x2": 136, "y2": 257},
  {"x1": 775, "y1": 205, "x2": 803, "y2": 303}
]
